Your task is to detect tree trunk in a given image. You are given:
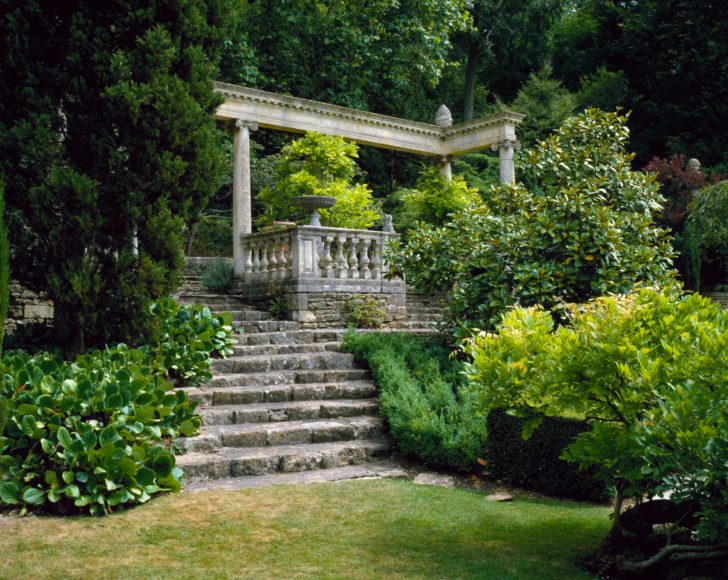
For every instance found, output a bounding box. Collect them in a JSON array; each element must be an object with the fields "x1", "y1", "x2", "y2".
[{"x1": 463, "y1": 43, "x2": 480, "y2": 122}]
